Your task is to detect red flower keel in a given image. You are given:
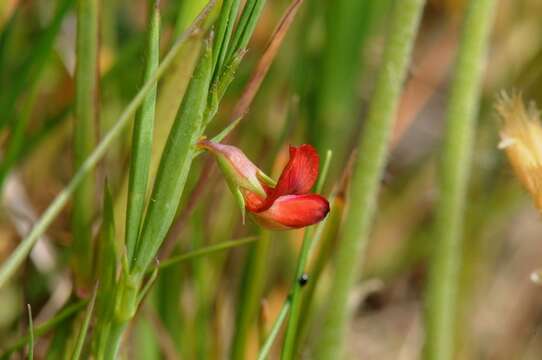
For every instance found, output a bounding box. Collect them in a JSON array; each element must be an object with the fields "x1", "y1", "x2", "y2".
[{"x1": 251, "y1": 194, "x2": 330, "y2": 230}]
